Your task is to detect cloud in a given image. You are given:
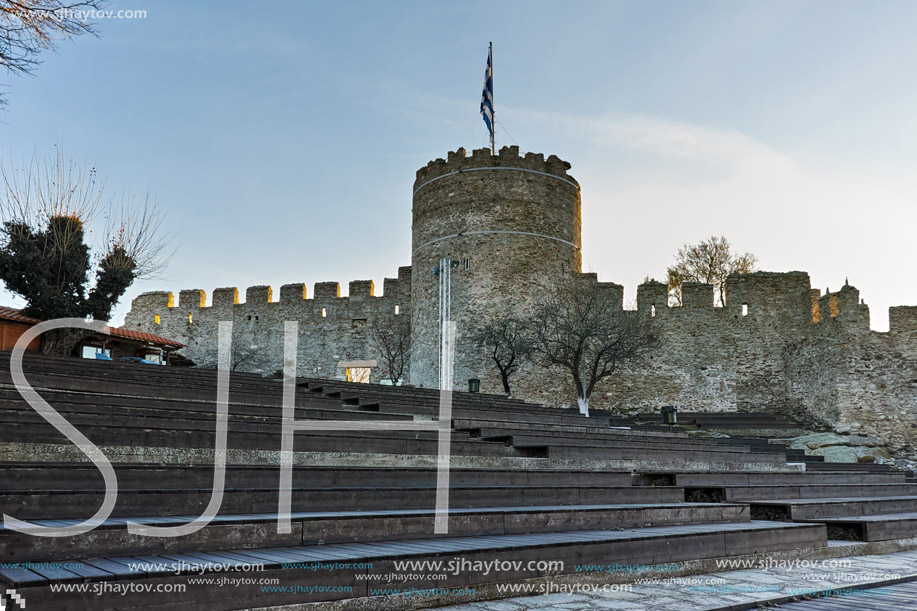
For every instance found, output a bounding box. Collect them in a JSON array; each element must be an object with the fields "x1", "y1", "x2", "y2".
[
  {"x1": 508, "y1": 107, "x2": 794, "y2": 179},
  {"x1": 500, "y1": 107, "x2": 917, "y2": 331}
]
